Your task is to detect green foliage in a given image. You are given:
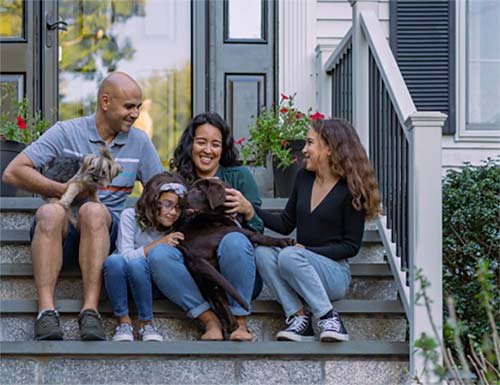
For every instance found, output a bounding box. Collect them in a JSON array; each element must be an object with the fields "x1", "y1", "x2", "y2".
[
  {"x1": 0, "y1": 84, "x2": 51, "y2": 145},
  {"x1": 59, "y1": 0, "x2": 145, "y2": 78},
  {"x1": 240, "y1": 94, "x2": 317, "y2": 170},
  {"x1": 414, "y1": 259, "x2": 500, "y2": 384},
  {"x1": 442, "y1": 158, "x2": 500, "y2": 356}
]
